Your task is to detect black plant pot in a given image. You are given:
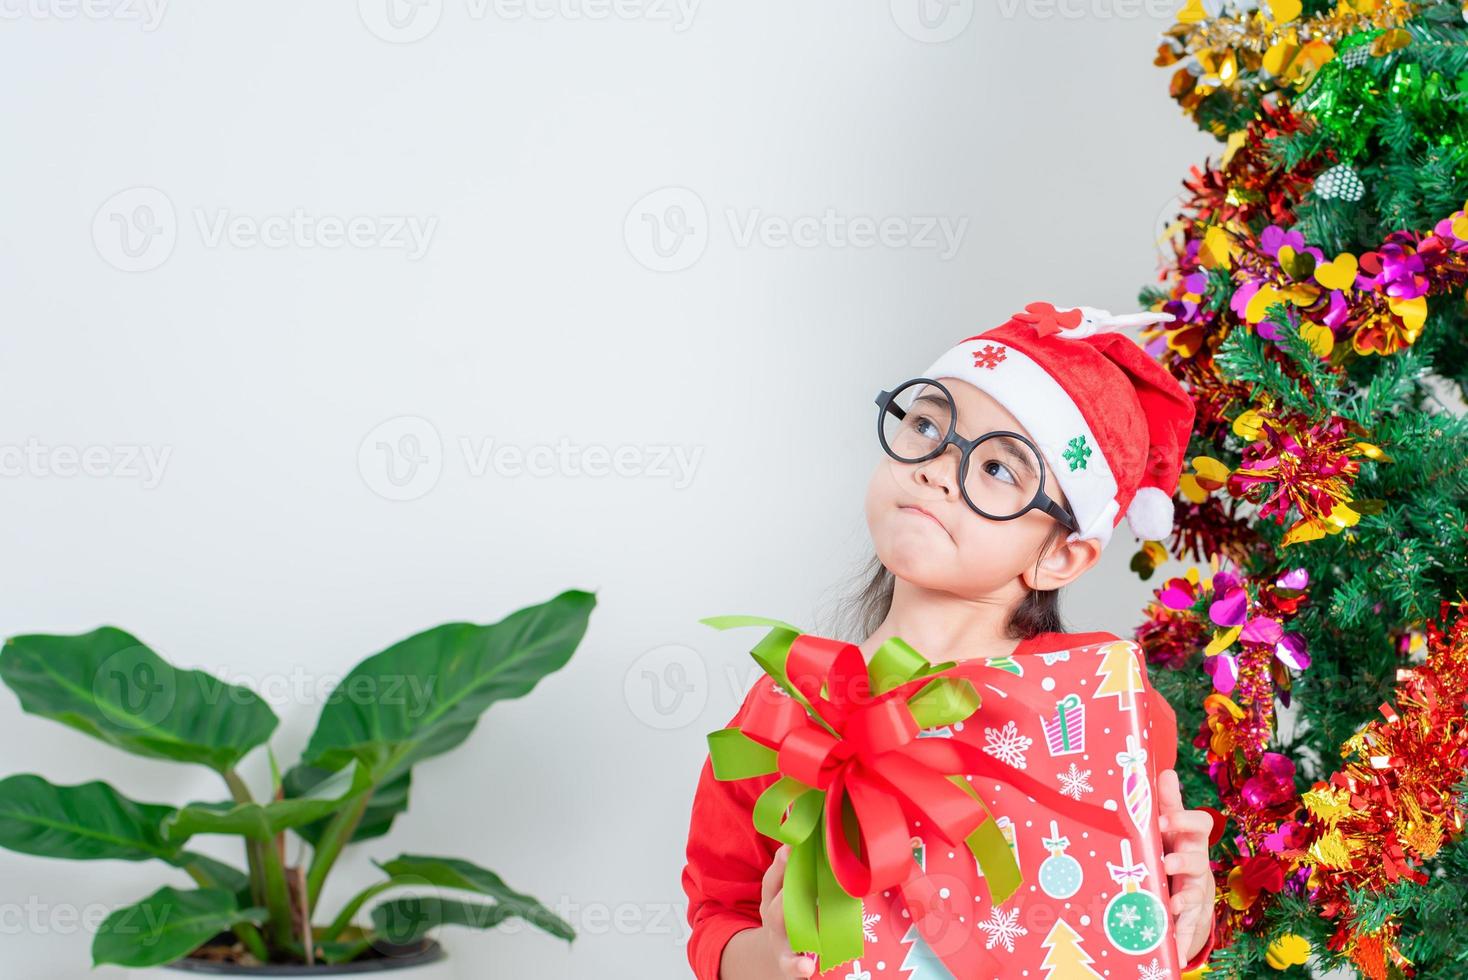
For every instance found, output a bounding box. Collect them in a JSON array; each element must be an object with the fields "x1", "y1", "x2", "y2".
[{"x1": 143, "y1": 939, "x2": 447, "y2": 976}]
